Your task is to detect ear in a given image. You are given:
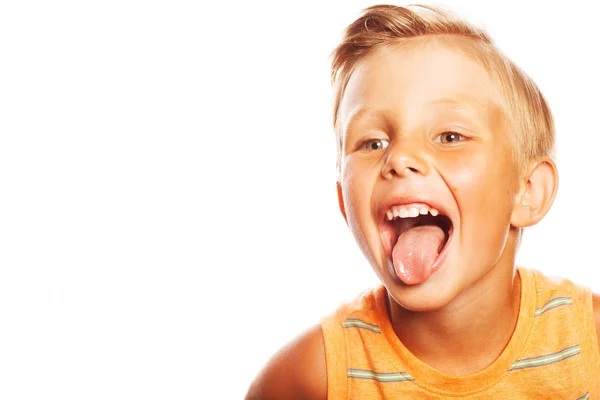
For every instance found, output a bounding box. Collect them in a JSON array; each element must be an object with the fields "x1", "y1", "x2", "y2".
[
  {"x1": 336, "y1": 181, "x2": 348, "y2": 223},
  {"x1": 511, "y1": 158, "x2": 558, "y2": 228}
]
